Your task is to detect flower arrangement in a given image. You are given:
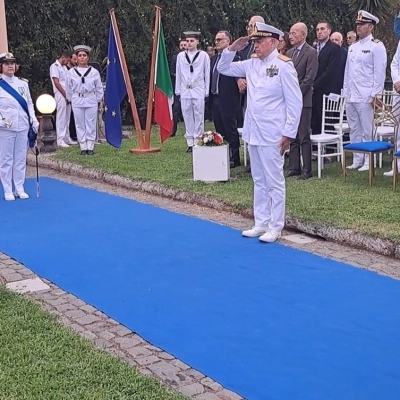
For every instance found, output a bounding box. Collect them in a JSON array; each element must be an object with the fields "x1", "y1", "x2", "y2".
[{"x1": 198, "y1": 130, "x2": 225, "y2": 146}]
